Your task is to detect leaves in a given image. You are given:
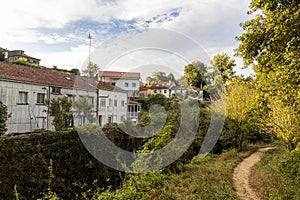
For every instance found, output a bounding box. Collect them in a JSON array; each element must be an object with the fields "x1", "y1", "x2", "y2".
[
  {"x1": 236, "y1": 0, "x2": 300, "y2": 150},
  {"x1": 0, "y1": 101, "x2": 9, "y2": 135}
]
